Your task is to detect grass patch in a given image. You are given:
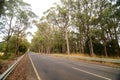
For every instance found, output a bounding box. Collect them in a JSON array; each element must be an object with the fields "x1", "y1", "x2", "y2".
[{"x1": 0, "y1": 53, "x2": 16, "y2": 60}]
